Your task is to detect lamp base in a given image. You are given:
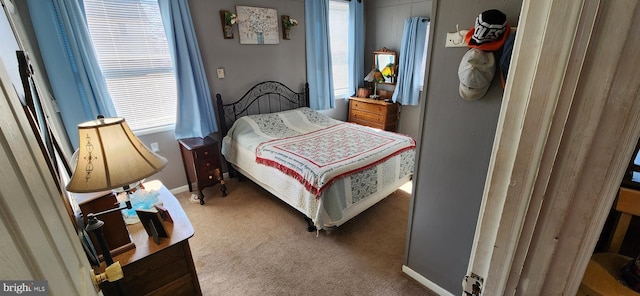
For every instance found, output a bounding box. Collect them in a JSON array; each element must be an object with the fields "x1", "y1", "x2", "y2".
[{"x1": 76, "y1": 191, "x2": 135, "y2": 258}]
